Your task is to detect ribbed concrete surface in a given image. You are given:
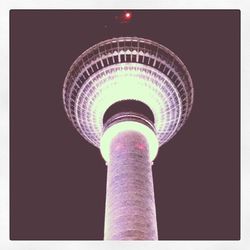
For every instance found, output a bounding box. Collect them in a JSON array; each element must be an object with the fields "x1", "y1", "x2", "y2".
[{"x1": 104, "y1": 130, "x2": 158, "y2": 240}]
